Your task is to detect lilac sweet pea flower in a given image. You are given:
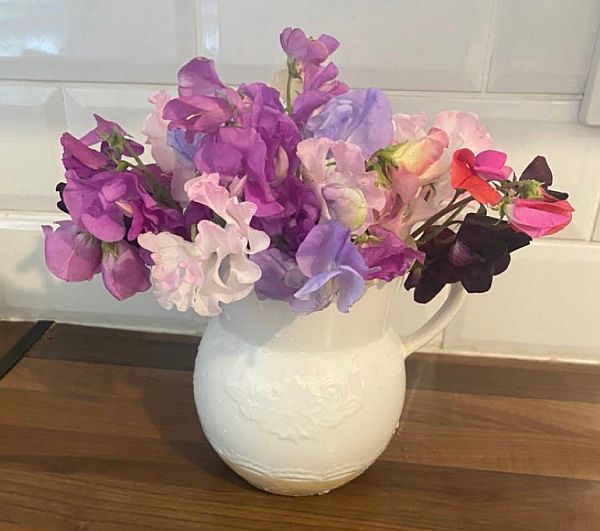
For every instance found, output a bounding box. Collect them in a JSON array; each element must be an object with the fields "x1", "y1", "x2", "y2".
[
  {"x1": 101, "y1": 241, "x2": 151, "y2": 300},
  {"x1": 306, "y1": 88, "x2": 393, "y2": 157},
  {"x1": 293, "y1": 221, "x2": 371, "y2": 312},
  {"x1": 42, "y1": 221, "x2": 101, "y2": 281},
  {"x1": 252, "y1": 247, "x2": 307, "y2": 303},
  {"x1": 359, "y1": 227, "x2": 425, "y2": 282}
]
